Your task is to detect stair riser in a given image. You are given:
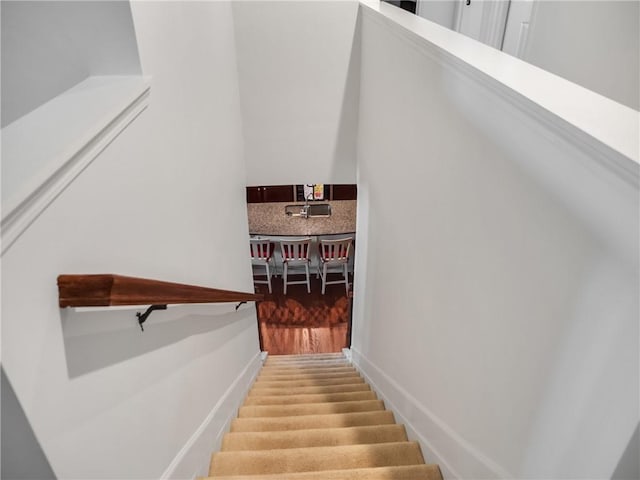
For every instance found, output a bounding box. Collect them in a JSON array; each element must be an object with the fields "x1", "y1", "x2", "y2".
[
  {"x1": 264, "y1": 359, "x2": 349, "y2": 366},
  {"x1": 260, "y1": 366, "x2": 357, "y2": 375},
  {"x1": 261, "y1": 364, "x2": 354, "y2": 372},
  {"x1": 258, "y1": 371, "x2": 357, "y2": 379},
  {"x1": 221, "y1": 424, "x2": 408, "y2": 451},
  {"x1": 266, "y1": 353, "x2": 344, "y2": 359},
  {"x1": 248, "y1": 384, "x2": 371, "y2": 396},
  {"x1": 230, "y1": 411, "x2": 396, "y2": 432},
  {"x1": 252, "y1": 377, "x2": 365, "y2": 388},
  {"x1": 242, "y1": 391, "x2": 376, "y2": 406},
  {"x1": 257, "y1": 370, "x2": 358, "y2": 379},
  {"x1": 238, "y1": 400, "x2": 385, "y2": 418},
  {"x1": 266, "y1": 354, "x2": 345, "y2": 360},
  {"x1": 255, "y1": 374, "x2": 362, "y2": 384},
  {"x1": 263, "y1": 363, "x2": 351, "y2": 370}
]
